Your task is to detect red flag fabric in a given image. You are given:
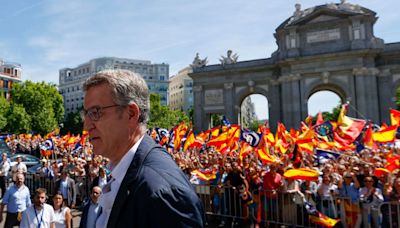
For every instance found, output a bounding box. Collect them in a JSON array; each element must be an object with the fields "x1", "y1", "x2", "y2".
[
  {"x1": 283, "y1": 168, "x2": 319, "y2": 181},
  {"x1": 390, "y1": 109, "x2": 400, "y2": 126},
  {"x1": 316, "y1": 112, "x2": 324, "y2": 125}
]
